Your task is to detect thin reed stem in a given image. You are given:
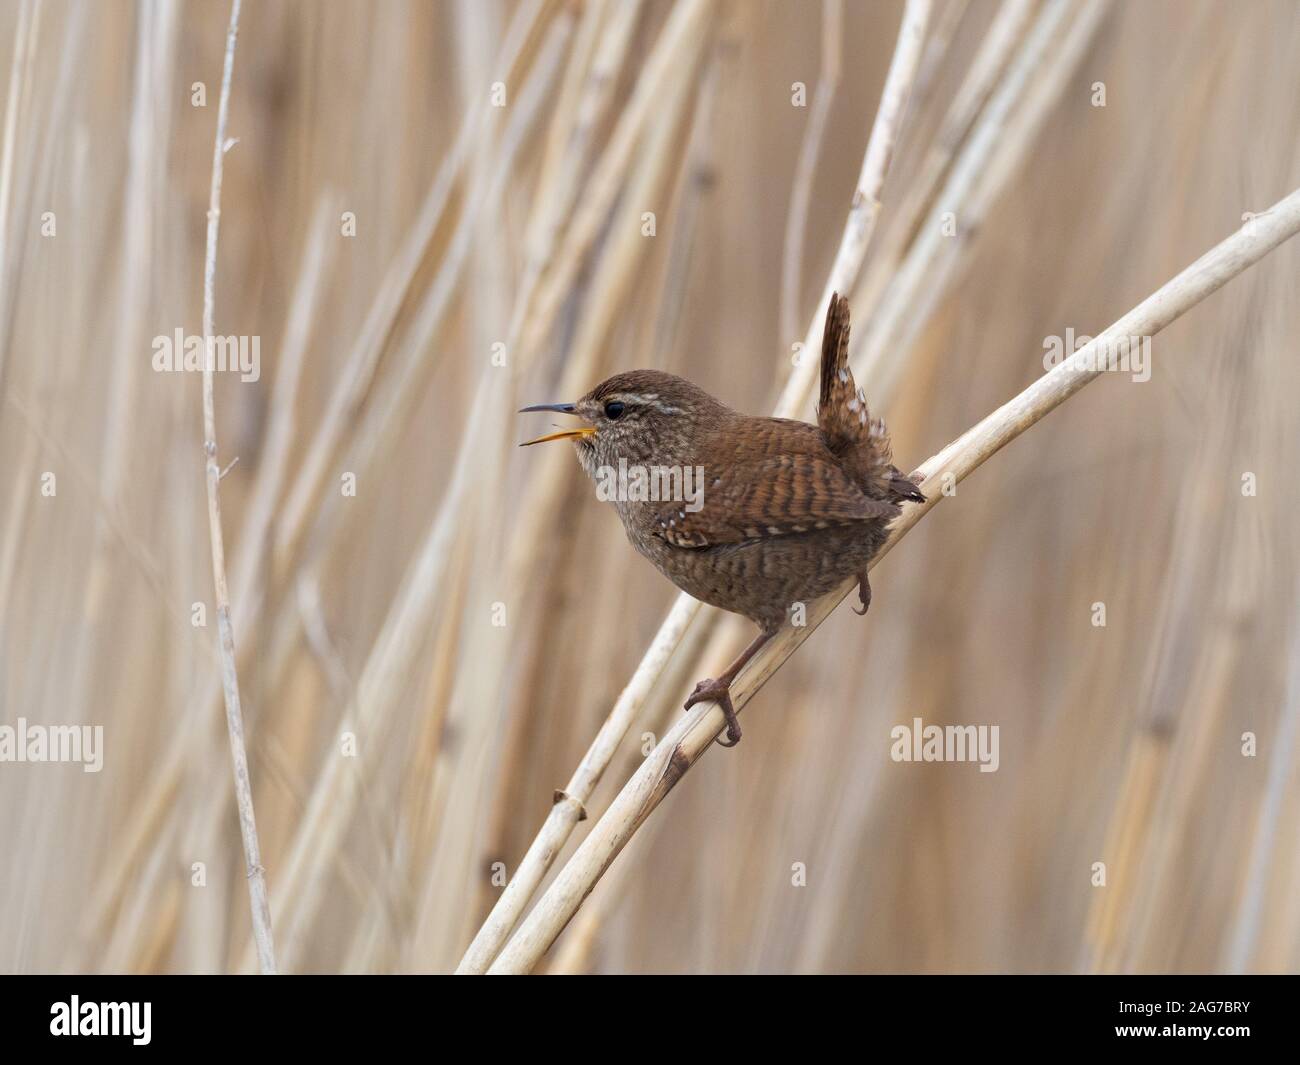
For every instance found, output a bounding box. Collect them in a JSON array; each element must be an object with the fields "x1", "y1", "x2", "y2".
[{"x1": 199, "y1": 0, "x2": 276, "y2": 975}]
